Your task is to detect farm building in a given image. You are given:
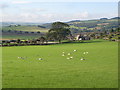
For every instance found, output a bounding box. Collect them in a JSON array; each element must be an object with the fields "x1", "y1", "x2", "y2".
[{"x1": 75, "y1": 34, "x2": 91, "y2": 40}]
